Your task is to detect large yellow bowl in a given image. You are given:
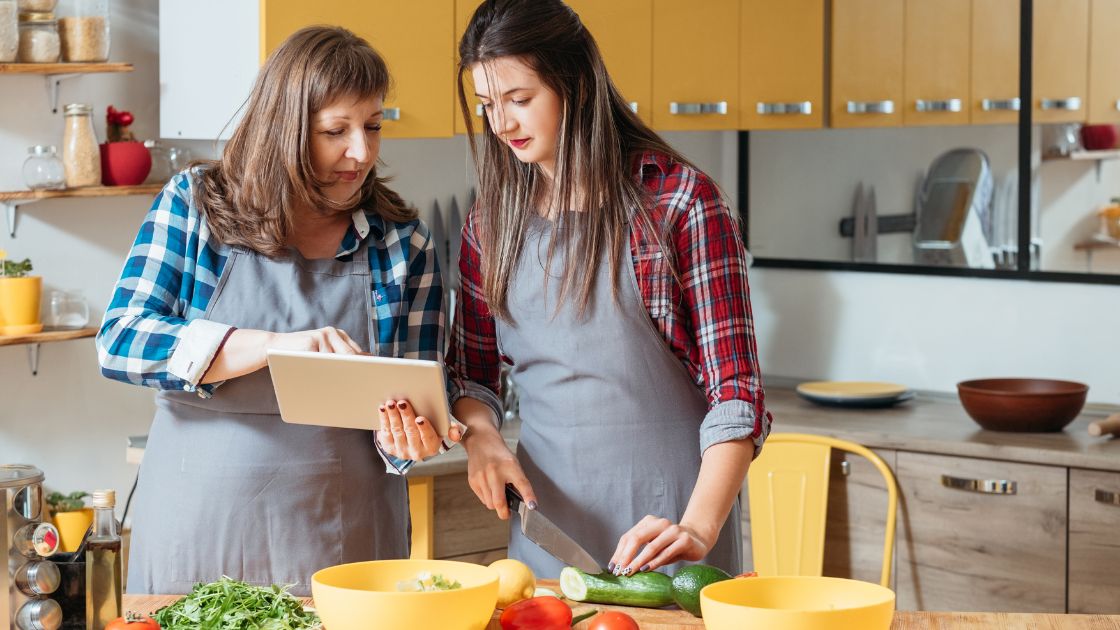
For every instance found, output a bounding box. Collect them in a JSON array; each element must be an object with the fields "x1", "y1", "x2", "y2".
[
  {"x1": 700, "y1": 576, "x2": 895, "y2": 630},
  {"x1": 311, "y1": 559, "x2": 499, "y2": 630}
]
